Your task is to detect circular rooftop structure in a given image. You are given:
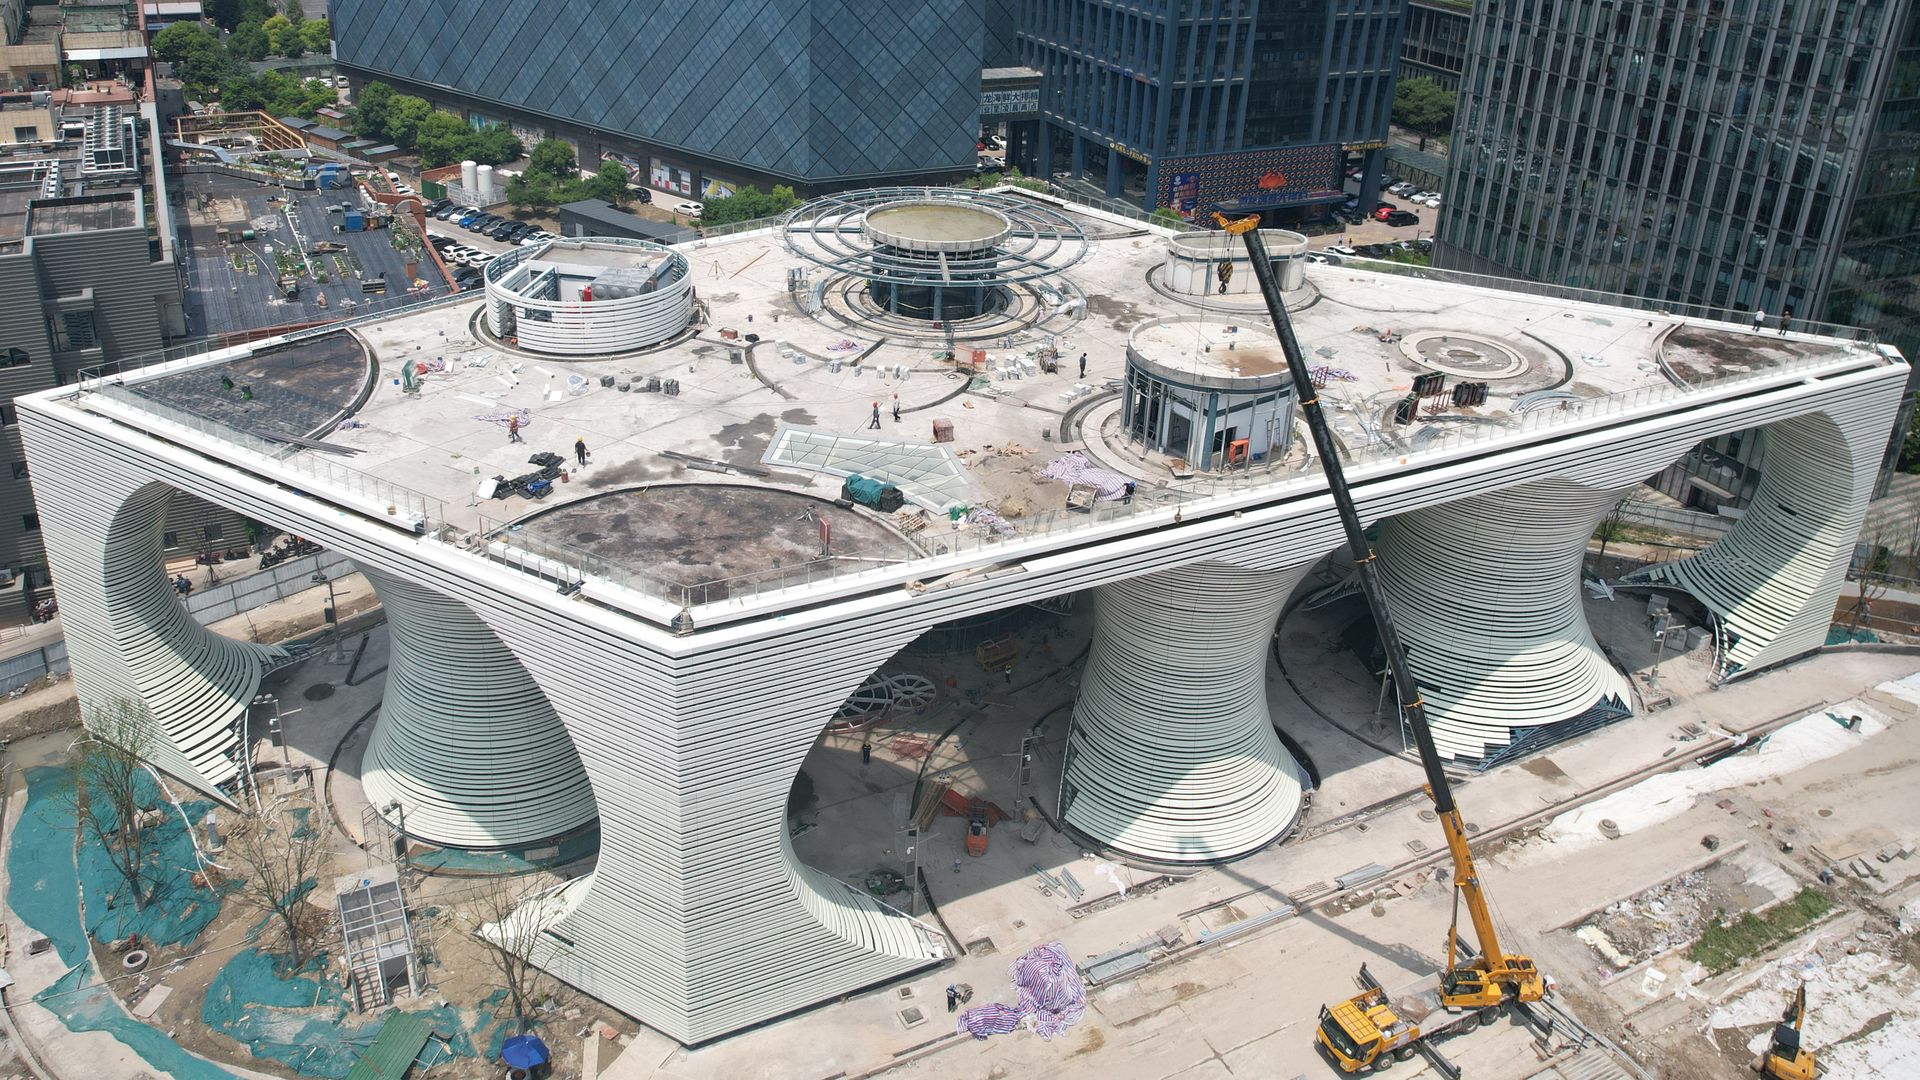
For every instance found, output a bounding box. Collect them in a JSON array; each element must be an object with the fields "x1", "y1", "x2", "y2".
[
  {"x1": 1123, "y1": 316, "x2": 1297, "y2": 471},
  {"x1": 1163, "y1": 228, "x2": 1310, "y2": 298},
  {"x1": 785, "y1": 187, "x2": 1089, "y2": 327},
  {"x1": 862, "y1": 200, "x2": 1014, "y2": 253},
  {"x1": 482, "y1": 237, "x2": 693, "y2": 357},
  {"x1": 510, "y1": 484, "x2": 921, "y2": 601},
  {"x1": 1400, "y1": 331, "x2": 1531, "y2": 380}
]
